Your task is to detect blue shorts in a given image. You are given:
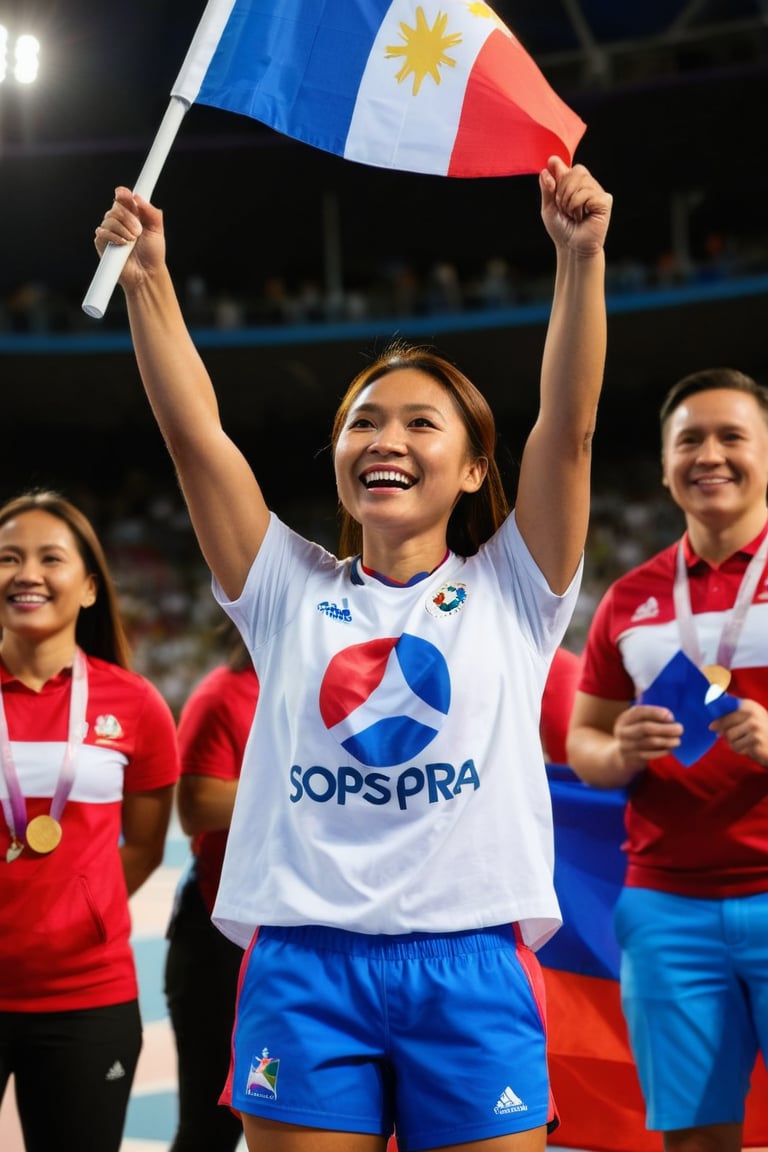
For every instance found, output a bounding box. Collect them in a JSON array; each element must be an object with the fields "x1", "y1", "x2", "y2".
[
  {"x1": 226, "y1": 923, "x2": 556, "y2": 1151},
  {"x1": 614, "y1": 886, "x2": 768, "y2": 1131}
]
